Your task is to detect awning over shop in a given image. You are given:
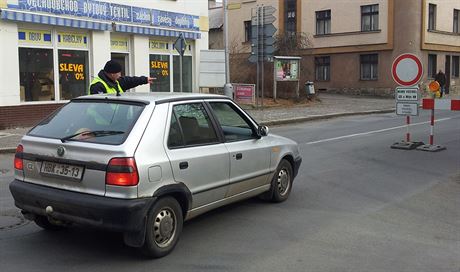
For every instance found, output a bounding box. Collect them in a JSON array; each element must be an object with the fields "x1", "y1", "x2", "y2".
[
  {"x1": 114, "y1": 23, "x2": 201, "y2": 40},
  {"x1": 0, "y1": 9, "x2": 111, "y2": 31}
]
